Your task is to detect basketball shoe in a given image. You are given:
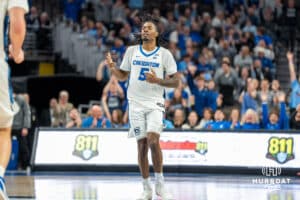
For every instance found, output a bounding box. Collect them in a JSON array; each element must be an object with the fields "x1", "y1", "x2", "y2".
[
  {"x1": 155, "y1": 180, "x2": 173, "y2": 200},
  {"x1": 0, "y1": 177, "x2": 8, "y2": 200},
  {"x1": 137, "y1": 181, "x2": 152, "y2": 200}
]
